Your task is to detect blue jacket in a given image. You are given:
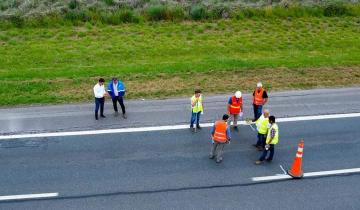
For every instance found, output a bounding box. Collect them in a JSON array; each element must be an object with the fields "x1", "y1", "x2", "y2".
[{"x1": 107, "y1": 80, "x2": 126, "y2": 98}]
